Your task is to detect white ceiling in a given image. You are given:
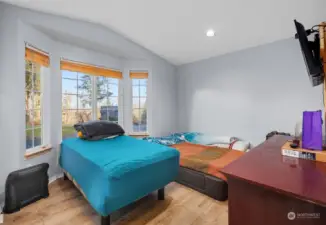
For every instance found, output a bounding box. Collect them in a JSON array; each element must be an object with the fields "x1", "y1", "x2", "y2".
[{"x1": 2, "y1": 0, "x2": 326, "y2": 65}]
